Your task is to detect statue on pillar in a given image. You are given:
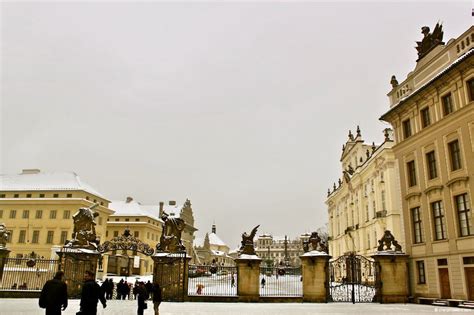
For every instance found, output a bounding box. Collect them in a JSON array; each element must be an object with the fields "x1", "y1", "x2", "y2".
[
  {"x1": 156, "y1": 212, "x2": 186, "y2": 252},
  {"x1": 377, "y1": 230, "x2": 402, "y2": 252},
  {"x1": 64, "y1": 204, "x2": 100, "y2": 250},
  {"x1": 0, "y1": 223, "x2": 10, "y2": 249},
  {"x1": 415, "y1": 23, "x2": 444, "y2": 61},
  {"x1": 239, "y1": 225, "x2": 260, "y2": 256},
  {"x1": 303, "y1": 232, "x2": 328, "y2": 253}
]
